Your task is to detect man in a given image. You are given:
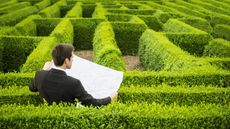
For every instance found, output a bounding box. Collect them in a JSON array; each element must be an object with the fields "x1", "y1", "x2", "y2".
[{"x1": 29, "y1": 44, "x2": 118, "y2": 107}]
